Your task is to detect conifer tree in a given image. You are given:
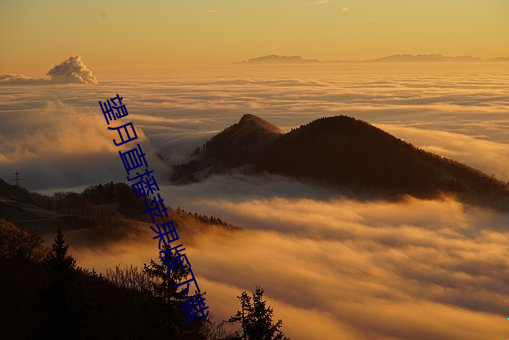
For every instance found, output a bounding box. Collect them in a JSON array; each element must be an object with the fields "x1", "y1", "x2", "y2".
[
  {"x1": 45, "y1": 227, "x2": 76, "y2": 274},
  {"x1": 229, "y1": 288, "x2": 288, "y2": 340},
  {"x1": 143, "y1": 244, "x2": 189, "y2": 303},
  {"x1": 143, "y1": 244, "x2": 208, "y2": 339},
  {"x1": 39, "y1": 228, "x2": 84, "y2": 339}
]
